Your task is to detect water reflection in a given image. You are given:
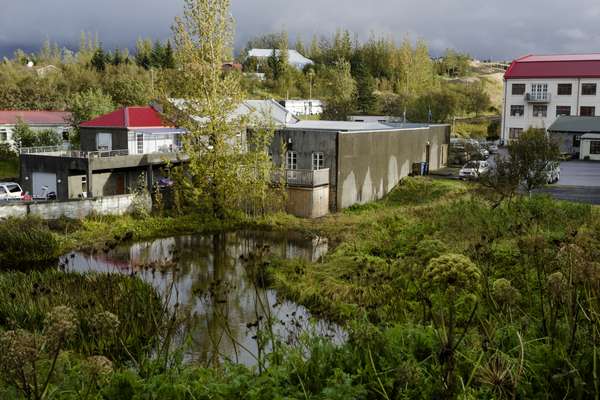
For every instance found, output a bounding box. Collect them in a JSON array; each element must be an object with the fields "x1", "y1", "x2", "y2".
[{"x1": 60, "y1": 231, "x2": 344, "y2": 366}]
